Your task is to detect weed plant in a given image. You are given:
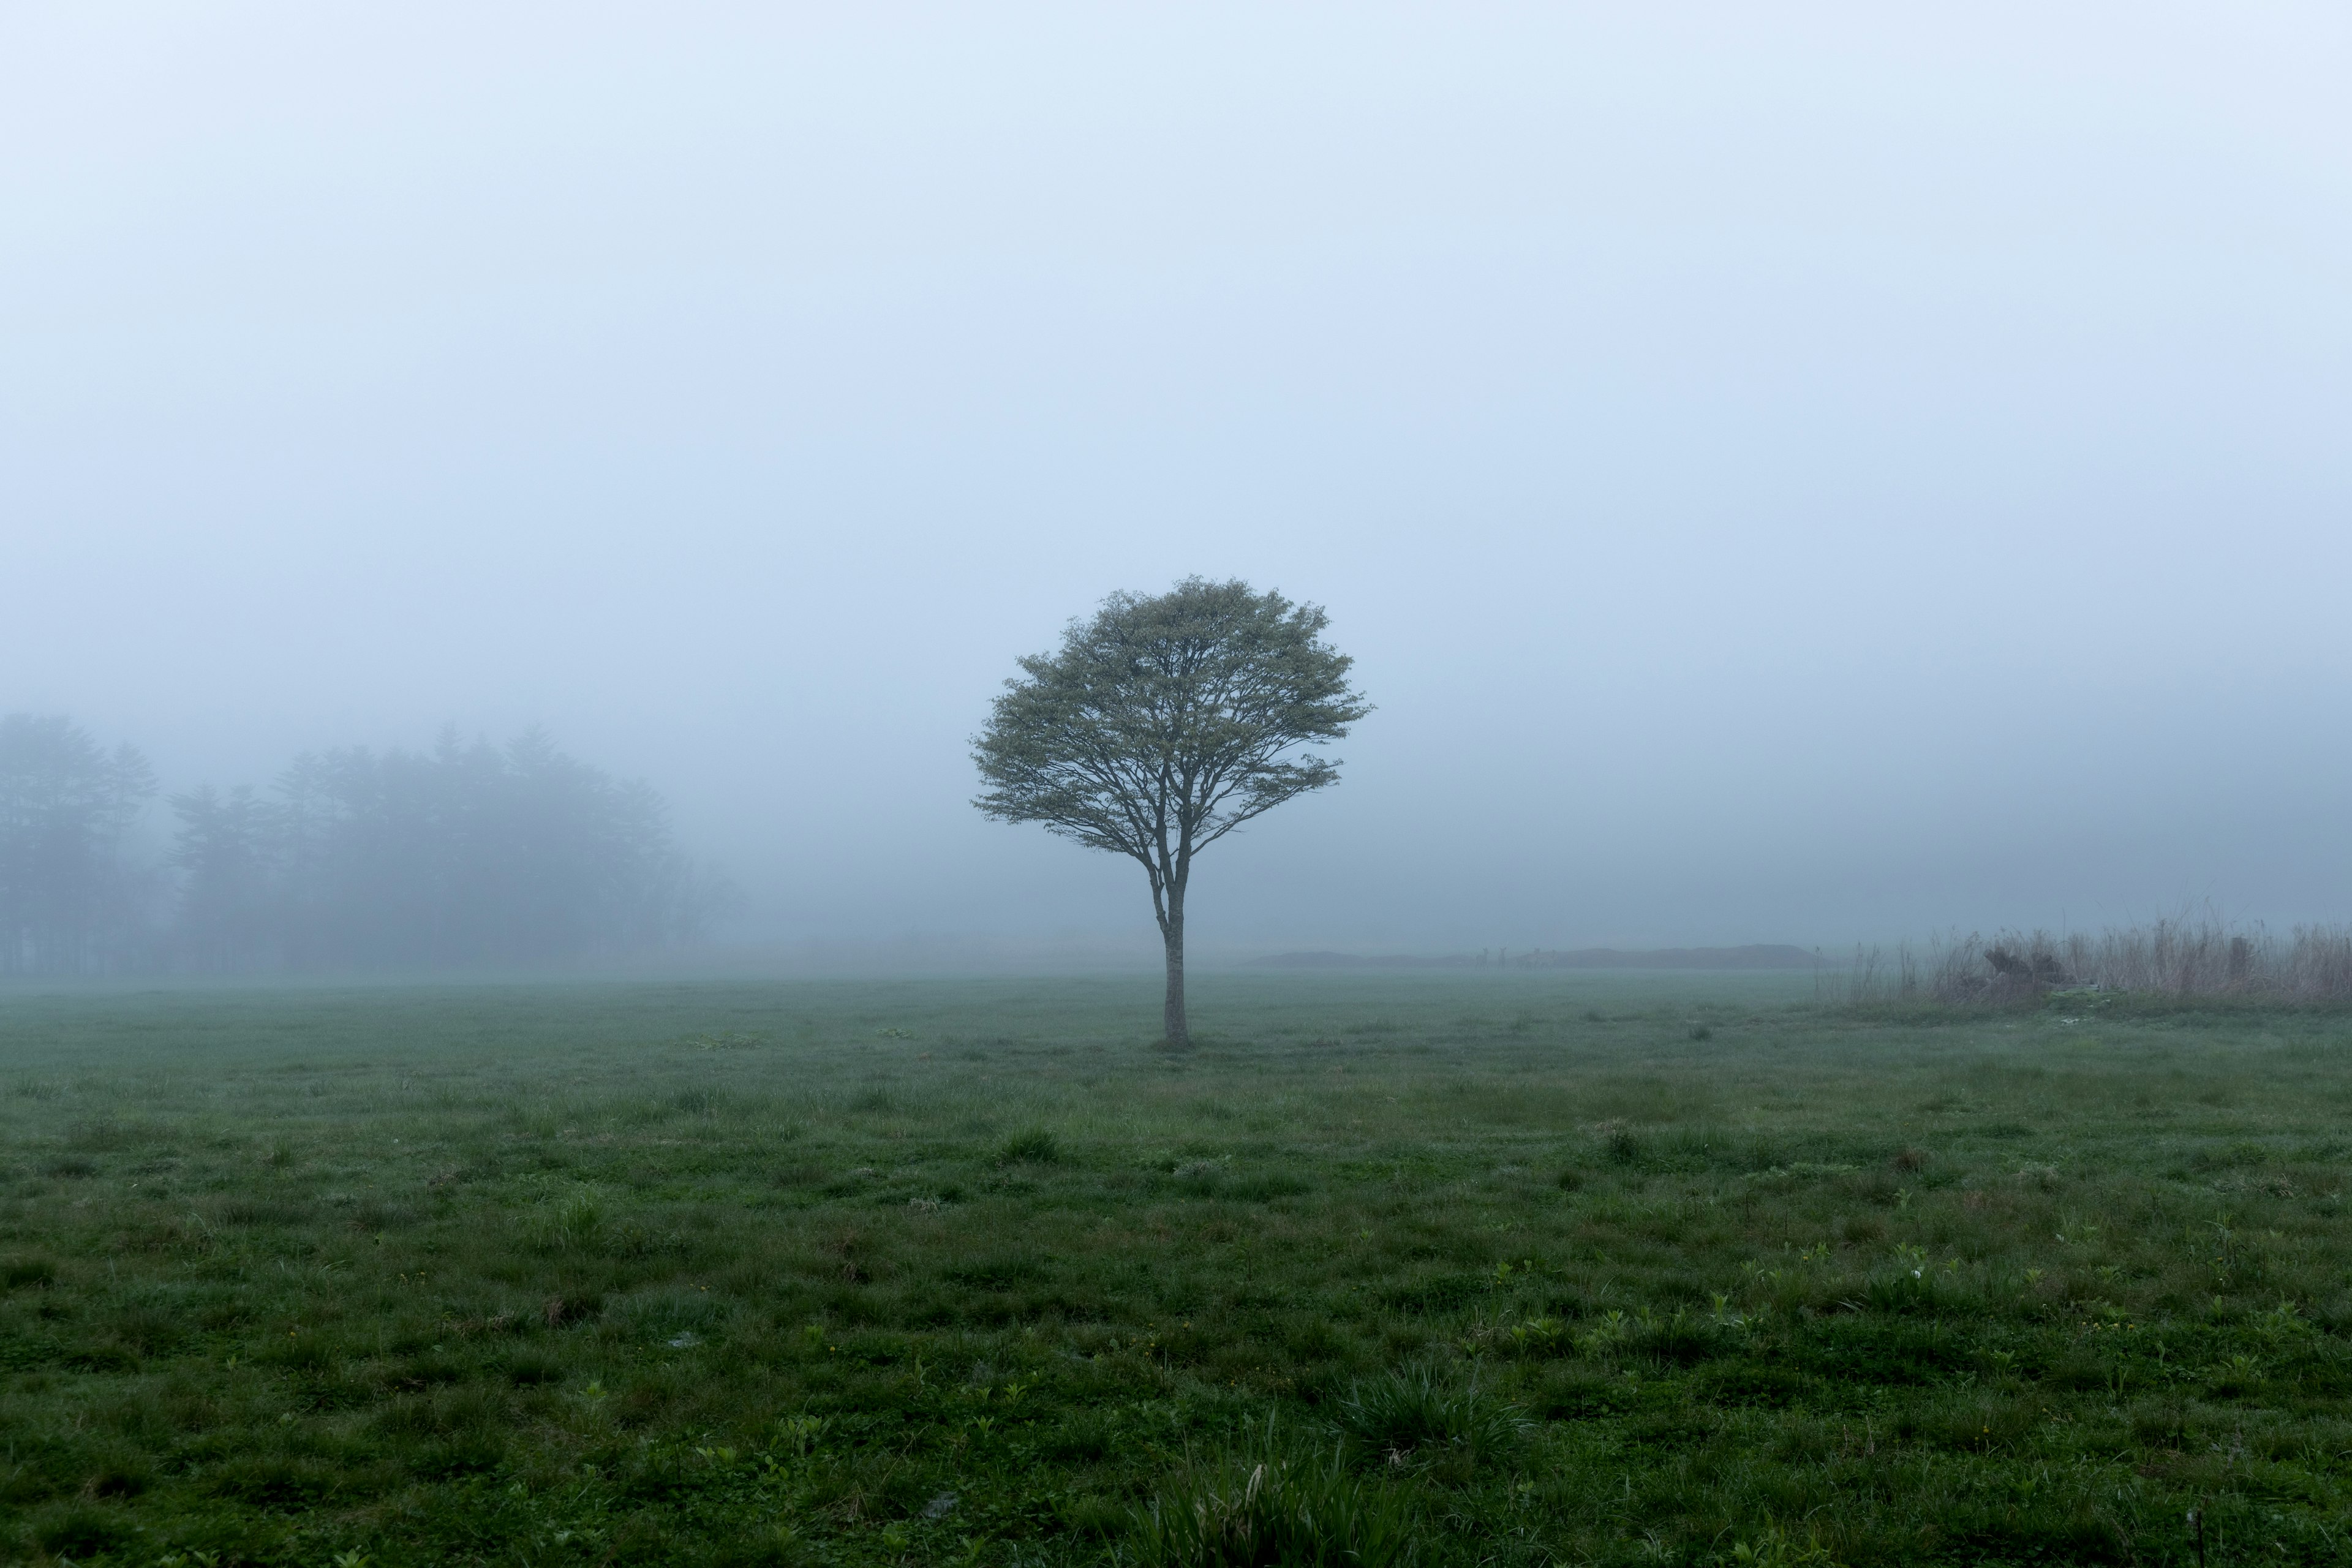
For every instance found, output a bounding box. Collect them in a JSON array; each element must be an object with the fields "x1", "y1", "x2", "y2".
[{"x1": 1, "y1": 972, "x2": 2350, "y2": 1564}]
